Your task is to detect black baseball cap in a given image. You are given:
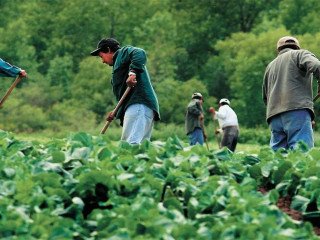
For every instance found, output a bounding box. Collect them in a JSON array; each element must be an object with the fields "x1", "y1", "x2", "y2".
[{"x1": 90, "y1": 38, "x2": 120, "y2": 56}]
